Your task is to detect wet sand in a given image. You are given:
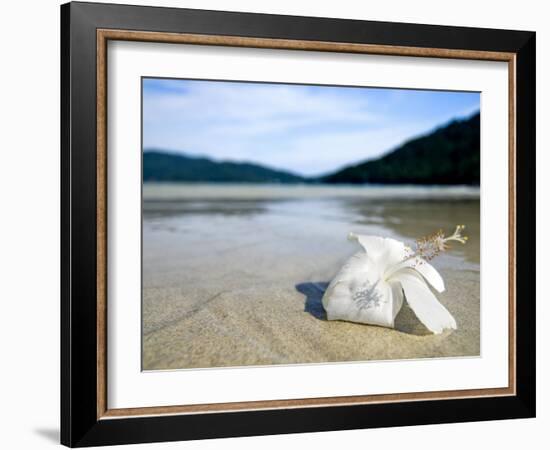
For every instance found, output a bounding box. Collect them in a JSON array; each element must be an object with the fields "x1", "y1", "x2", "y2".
[{"x1": 142, "y1": 183, "x2": 480, "y2": 370}]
